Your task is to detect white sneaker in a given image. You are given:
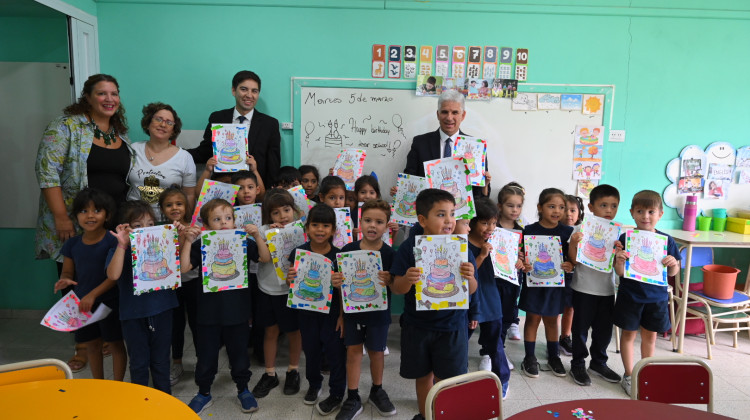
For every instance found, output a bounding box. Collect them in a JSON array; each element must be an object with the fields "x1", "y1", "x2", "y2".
[
  {"x1": 384, "y1": 346, "x2": 390, "y2": 356},
  {"x1": 478, "y1": 355, "x2": 491, "y2": 371},
  {"x1": 508, "y1": 323, "x2": 521, "y2": 341},
  {"x1": 170, "y1": 363, "x2": 184, "y2": 386},
  {"x1": 621, "y1": 375, "x2": 632, "y2": 396},
  {"x1": 506, "y1": 356, "x2": 514, "y2": 371}
]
